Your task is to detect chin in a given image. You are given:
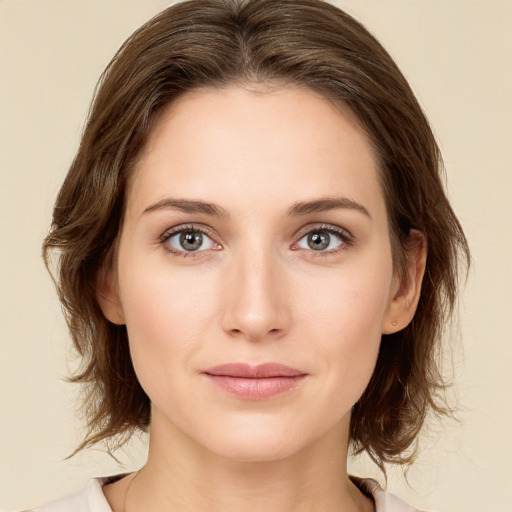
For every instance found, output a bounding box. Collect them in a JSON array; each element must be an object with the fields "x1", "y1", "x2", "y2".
[{"x1": 194, "y1": 415, "x2": 329, "y2": 463}]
